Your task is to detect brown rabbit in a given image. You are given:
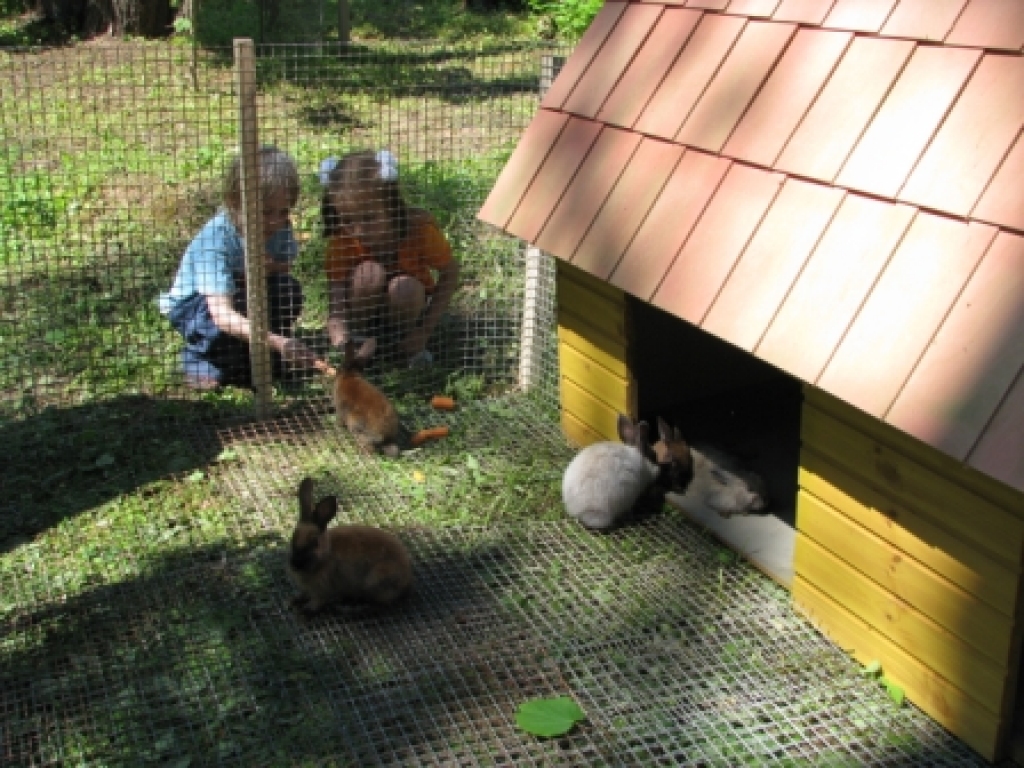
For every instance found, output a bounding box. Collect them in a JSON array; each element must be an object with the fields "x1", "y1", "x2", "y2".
[
  {"x1": 333, "y1": 341, "x2": 447, "y2": 457},
  {"x1": 288, "y1": 477, "x2": 413, "y2": 616}
]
